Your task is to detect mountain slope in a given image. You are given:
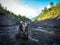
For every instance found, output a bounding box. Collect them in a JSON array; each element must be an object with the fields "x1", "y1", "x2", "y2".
[{"x1": 34, "y1": 2, "x2": 60, "y2": 21}]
